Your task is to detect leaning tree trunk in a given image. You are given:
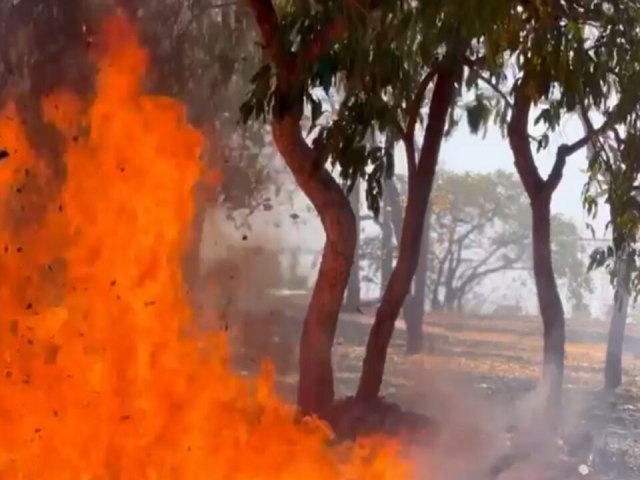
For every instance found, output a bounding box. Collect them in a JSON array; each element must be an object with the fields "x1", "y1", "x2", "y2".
[
  {"x1": 531, "y1": 194, "x2": 565, "y2": 421},
  {"x1": 272, "y1": 114, "x2": 356, "y2": 415},
  {"x1": 344, "y1": 181, "x2": 361, "y2": 312},
  {"x1": 604, "y1": 248, "x2": 632, "y2": 390},
  {"x1": 357, "y1": 69, "x2": 456, "y2": 401}
]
